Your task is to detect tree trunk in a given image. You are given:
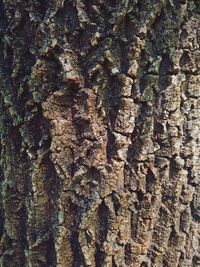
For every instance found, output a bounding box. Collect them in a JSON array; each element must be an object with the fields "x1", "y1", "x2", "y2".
[{"x1": 0, "y1": 0, "x2": 200, "y2": 266}]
